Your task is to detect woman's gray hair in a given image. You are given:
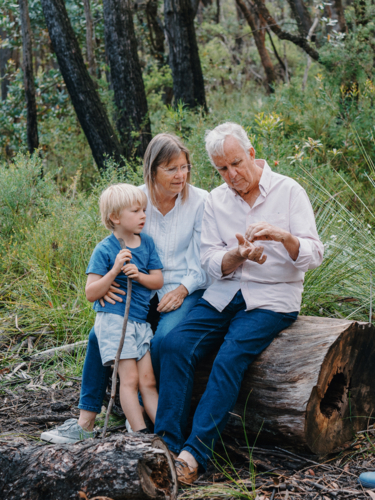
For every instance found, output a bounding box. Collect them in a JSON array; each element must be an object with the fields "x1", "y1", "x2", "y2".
[
  {"x1": 143, "y1": 133, "x2": 191, "y2": 206},
  {"x1": 205, "y1": 122, "x2": 255, "y2": 165}
]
